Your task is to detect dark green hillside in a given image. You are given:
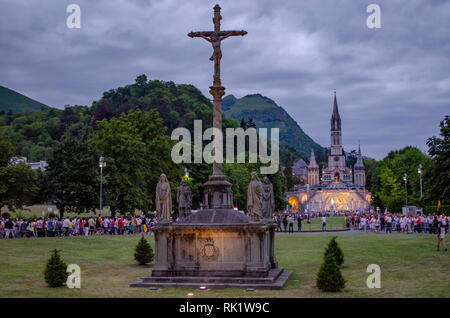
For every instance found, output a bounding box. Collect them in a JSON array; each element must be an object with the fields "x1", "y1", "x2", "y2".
[
  {"x1": 0, "y1": 75, "x2": 239, "y2": 162},
  {"x1": 0, "y1": 86, "x2": 50, "y2": 113},
  {"x1": 223, "y1": 93, "x2": 324, "y2": 159}
]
